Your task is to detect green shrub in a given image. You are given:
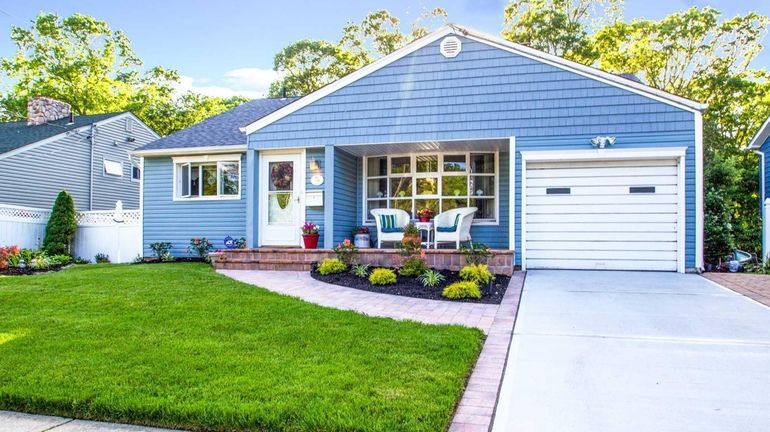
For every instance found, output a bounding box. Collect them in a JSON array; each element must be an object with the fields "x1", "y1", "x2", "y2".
[
  {"x1": 369, "y1": 268, "x2": 397, "y2": 285},
  {"x1": 43, "y1": 191, "x2": 77, "y2": 256},
  {"x1": 399, "y1": 257, "x2": 428, "y2": 277},
  {"x1": 49, "y1": 254, "x2": 73, "y2": 266},
  {"x1": 459, "y1": 242, "x2": 492, "y2": 265},
  {"x1": 333, "y1": 240, "x2": 359, "y2": 266},
  {"x1": 418, "y1": 269, "x2": 445, "y2": 287},
  {"x1": 95, "y1": 253, "x2": 110, "y2": 263},
  {"x1": 459, "y1": 264, "x2": 493, "y2": 285},
  {"x1": 351, "y1": 263, "x2": 370, "y2": 278},
  {"x1": 442, "y1": 281, "x2": 481, "y2": 300},
  {"x1": 318, "y1": 258, "x2": 346, "y2": 275},
  {"x1": 149, "y1": 242, "x2": 173, "y2": 261},
  {"x1": 73, "y1": 256, "x2": 90, "y2": 265},
  {"x1": 30, "y1": 255, "x2": 51, "y2": 270}
]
